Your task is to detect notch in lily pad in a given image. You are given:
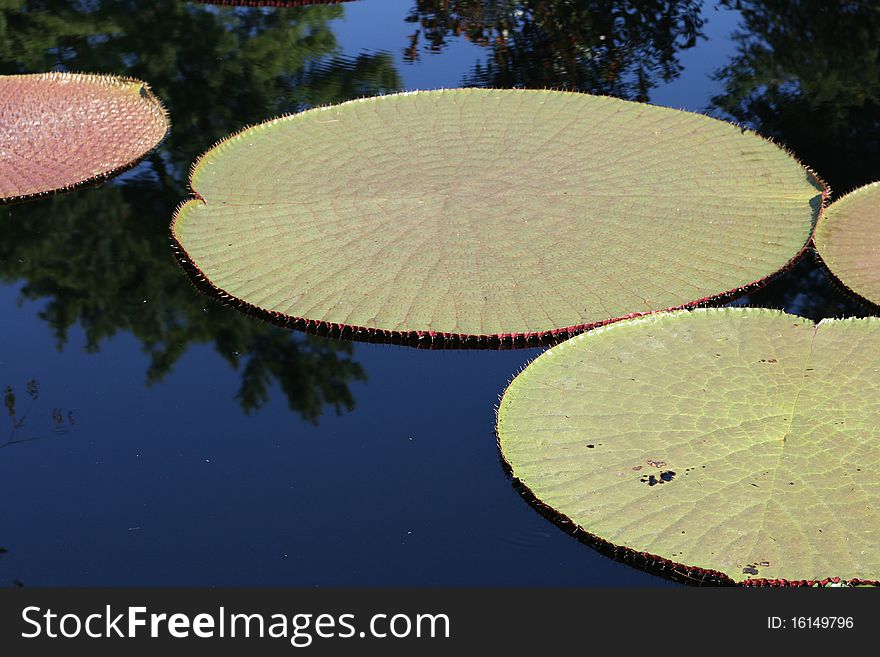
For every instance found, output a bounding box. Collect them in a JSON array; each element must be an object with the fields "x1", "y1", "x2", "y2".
[
  {"x1": 497, "y1": 307, "x2": 880, "y2": 586},
  {"x1": 0, "y1": 72, "x2": 168, "y2": 205},
  {"x1": 171, "y1": 88, "x2": 825, "y2": 348}
]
